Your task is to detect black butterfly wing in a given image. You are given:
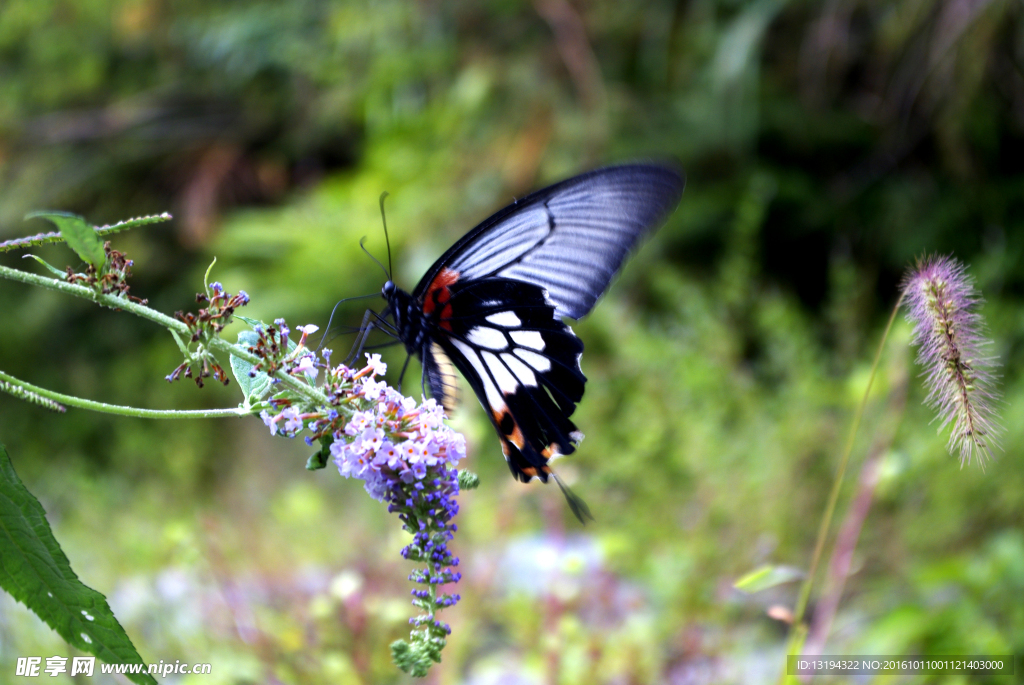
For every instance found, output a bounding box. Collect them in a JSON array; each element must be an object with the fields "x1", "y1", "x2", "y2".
[
  {"x1": 412, "y1": 163, "x2": 684, "y2": 320},
  {"x1": 409, "y1": 164, "x2": 682, "y2": 499},
  {"x1": 422, "y1": 277, "x2": 586, "y2": 483}
]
